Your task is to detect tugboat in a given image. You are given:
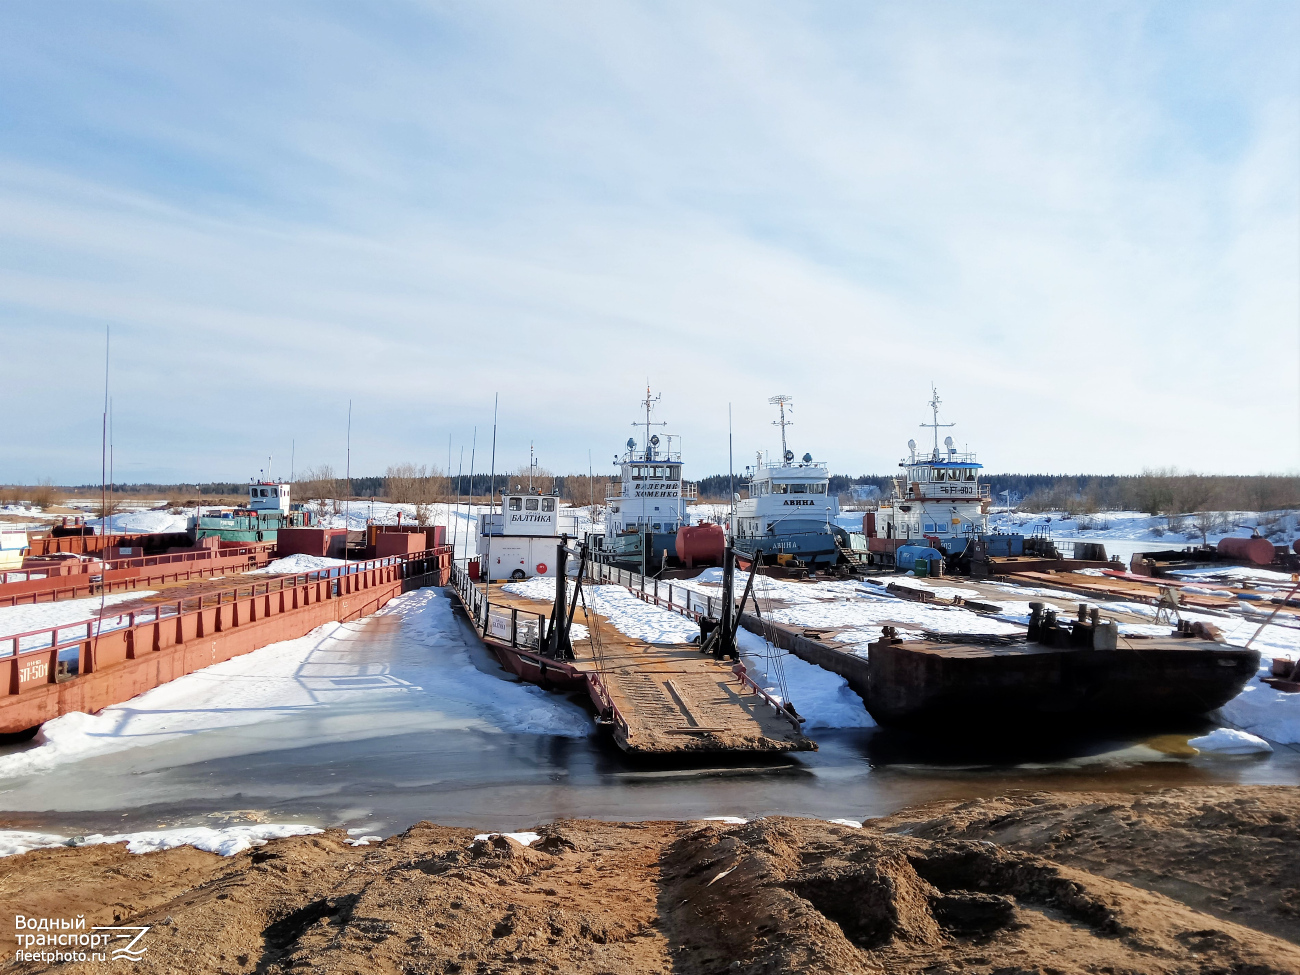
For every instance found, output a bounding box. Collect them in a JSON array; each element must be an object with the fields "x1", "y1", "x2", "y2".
[
  {"x1": 730, "y1": 395, "x2": 844, "y2": 571},
  {"x1": 195, "y1": 480, "x2": 316, "y2": 544},
  {"x1": 594, "y1": 388, "x2": 696, "y2": 572},
  {"x1": 867, "y1": 387, "x2": 1021, "y2": 570}
]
